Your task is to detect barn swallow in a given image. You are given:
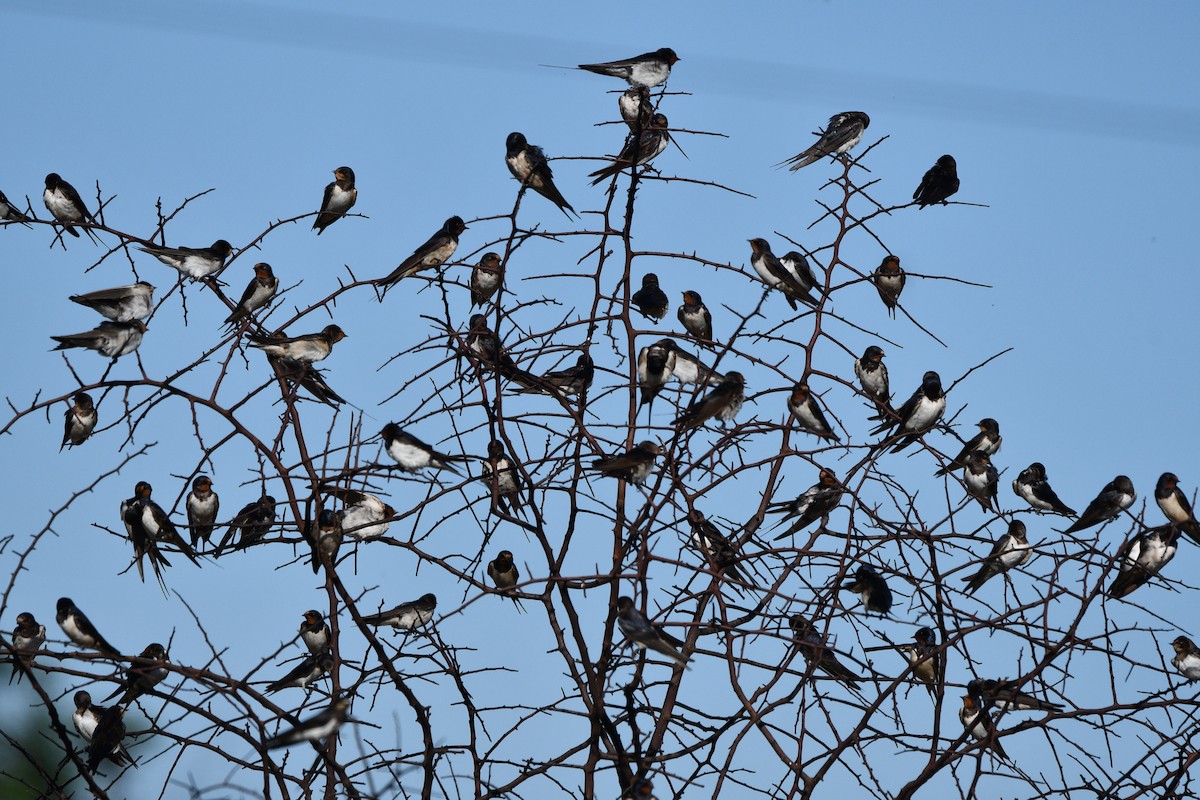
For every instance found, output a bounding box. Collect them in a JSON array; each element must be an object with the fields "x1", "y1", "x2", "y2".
[
  {"x1": 248, "y1": 324, "x2": 346, "y2": 364},
  {"x1": 616, "y1": 596, "x2": 689, "y2": 667},
  {"x1": 43, "y1": 173, "x2": 93, "y2": 237},
  {"x1": 962, "y1": 520, "x2": 1031, "y2": 594},
  {"x1": 505, "y1": 132, "x2": 576, "y2": 218},
  {"x1": 677, "y1": 290, "x2": 712, "y2": 341},
  {"x1": 872, "y1": 255, "x2": 905, "y2": 318},
  {"x1": 968, "y1": 678, "x2": 1064, "y2": 713},
  {"x1": 133, "y1": 483, "x2": 201, "y2": 566},
  {"x1": 854, "y1": 345, "x2": 890, "y2": 411},
  {"x1": 788, "y1": 614, "x2": 860, "y2": 686},
  {"x1": 960, "y1": 694, "x2": 1007, "y2": 759},
  {"x1": 263, "y1": 697, "x2": 352, "y2": 749},
  {"x1": 913, "y1": 155, "x2": 960, "y2": 208},
  {"x1": 300, "y1": 610, "x2": 330, "y2": 654},
  {"x1": 674, "y1": 371, "x2": 745, "y2": 430},
  {"x1": 517, "y1": 353, "x2": 594, "y2": 397},
  {"x1": 104, "y1": 642, "x2": 168, "y2": 706},
  {"x1": 183, "y1": 476, "x2": 219, "y2": 548},
  {"x1": 688, "y1": 509, "x2": 744, "y2": 583},
  {"x1": 631, "y1": 273, "x2": 669, "y2": 321},
  {"x1": 963, "y1": 452, "x2": 999, "y2": 512},
  {"x1": 779, "y1": 251, "x2": 822, "y2": 302},
  {"x1": 842, "y1": 565, "x2": 892, "y2": 616},
  {"x1": 637, "y1": 339, "x2": 676, "y2": 411},
  {"x1": 872, "y1": 370, "x2": 945, "y2": 452},
  {"x1": 470, "y1": 252, "x2": 503, "y2": 307},
  {"x1": 305, "y1": 508, "x2": 343, "y2": 574},
  {"x1": 1108, "y1": 524, "x2": 1181, "y2": 599},
  {"x1": 935, "y1": 418, "x2": 1002, "y2": 476},
  {"x1": 266, "y1": 651, "x2": 334, "y2": 693},
  {"x1": 487, "y1": 550, "x2": 522, "y2": 602},
  {"x1": 748, "y1": 238, "x2": 817, "y2": 309},
  {"x1": 313, "y1": 166, "x2": 357, "y2": 234},
  {"x1": 120, "y1": 482, "x2": 166, "y2": 582},
  {"x1": 589, "y1": 113, "x2": 671, "y2": 185},
  {"x1": 73, "y1": 691, "x2": 132, "y2": 770},
  {"x1": 769, "y1": 468, "x2": 844, "y2": 540},
  {"x1": 0, "y1": 188, "x2": 32, "y2": 225},
  {"x1": 381, "y1": 423, "x2": 468, "y2": 474},
  {"x1": 376, "y1": 215, "x2": 466, "y2": 288},
  {"x1": 69, "y1": 282, "x2": 154, "y2": 322},
  {"x1": 10, "y1": 612, "x2": 44, "y2": 675},
  {"x1": 591, "y1": 441, "x2": 661, "y2": 485},
  {"x1": 577, "y1": 47, "x2": 679, "y2": 88},
  {"x1": 139, "y1": 239, "x2": 233, "y2": 279},
  {"x1": 219, "y1": 495, "x2": 277, "y2": 552},
  {"x1": 1171, "y1": 636, "x2": 1200, "y2": 682},
  {"x1": 1013, "y1": 463, "x2": 1076, "y2": 517},
  {"x1": 623, "y1": 777, "x2": 656, "y2": 800},
  {"x1": 483, "y1": 440, "x2": 525, "y2": 517},
  {"x1": 57, "y1": 597, "x2": 120, "y2": 656},
  {"x1": 224, "y1": 263, "x2": 278, "y2": 326},
  {"x1": 460, "y1": 315, "x2": 531, "y2": 383},
  {"x1": 787, "y1": 382, "x2": 840, "y2": 441},
  {"x1": 1064, "y1": 476, "x2": 1135, "y2": 534},
  {"x1": 51, "y1": 320, "x2": 146, "y2": 360},
  {"x1": 779, "y1": 111, "x2": 871, "y2": 170},
  {"x1": 1155, "y1": 472, "x2": 1200, "y2": 543},
  {"x1": 324, "y1": 488, "x2": 393, "y2": 541},
  {"x1": 361, "y1": 593, "x2": 437, "y2": 630},
  {"x1": 663, "y1": 340, "x2": 724, "y2": 386},
  {"x1": 61, "y1": 391, "x2": 98, "y2": 450},
  {"x1": 902, "y1": 627, "x2": 939, "y2": 695},
  {"x1": 620, "y1": 86, "x2": 653, "y2": 129}
]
